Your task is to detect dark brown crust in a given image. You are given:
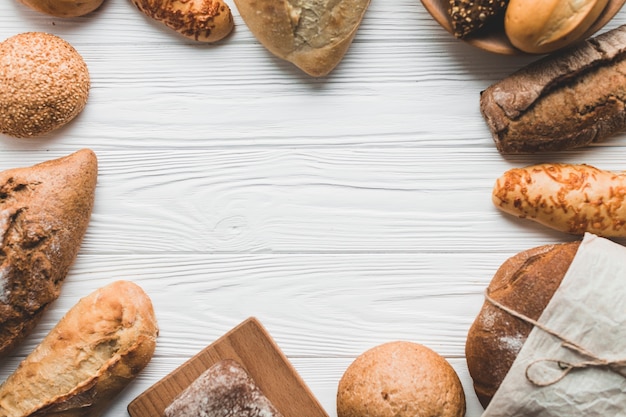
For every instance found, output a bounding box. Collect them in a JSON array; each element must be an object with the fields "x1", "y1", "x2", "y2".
[
  {"x1": 448, "y1": 0, "x2": 508, "y2": 39},
  {"x1": 480, "y1": 24, "x2": 626, "y2": 154},
  {"x1": 465, "y1": 240, "x2": 580, "y2": 408},
  {"x1": 0, "y1": 149, "x2": 97, "y2": 358}
]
